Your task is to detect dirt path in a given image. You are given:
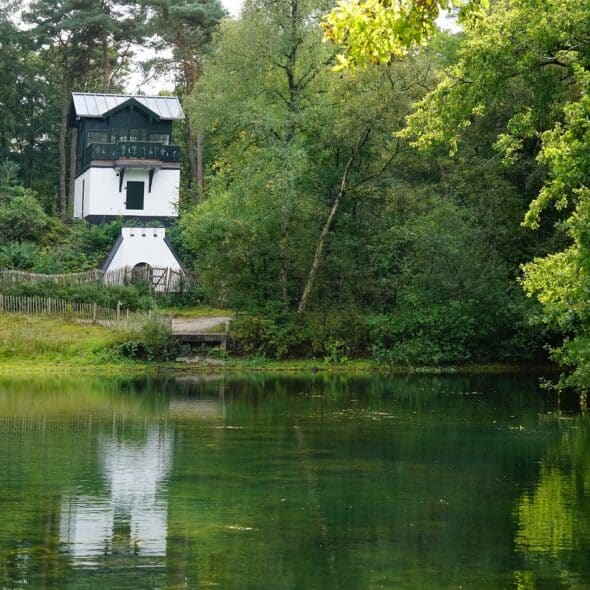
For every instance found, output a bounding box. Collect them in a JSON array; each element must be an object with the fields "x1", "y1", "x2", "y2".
[{"x1": 171, "y1": 316, "x2": 232, "y2": 335}]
